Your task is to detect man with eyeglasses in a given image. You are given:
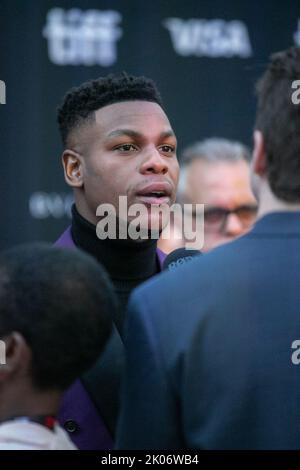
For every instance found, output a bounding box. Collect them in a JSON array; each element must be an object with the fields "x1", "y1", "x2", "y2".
[
  {"x1": 158, "y1": 137, "x2": 257, "y2": 254},
  {"x1": 181, "y1": 138, "x2": 257, "y2": 252}
]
